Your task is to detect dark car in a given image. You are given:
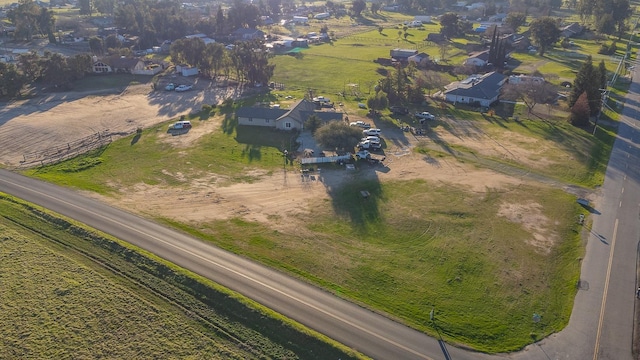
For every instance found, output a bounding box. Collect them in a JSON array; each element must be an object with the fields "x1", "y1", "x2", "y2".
[{"x1": 390, "y1": 106, "x2": 409, "y2": 115}]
